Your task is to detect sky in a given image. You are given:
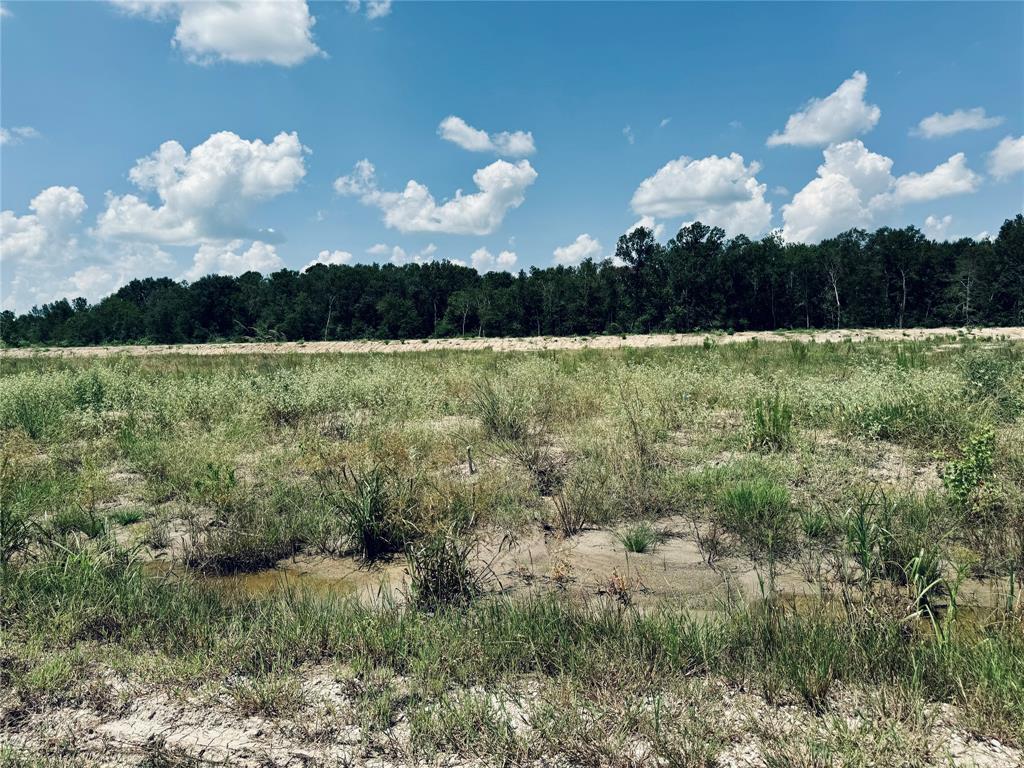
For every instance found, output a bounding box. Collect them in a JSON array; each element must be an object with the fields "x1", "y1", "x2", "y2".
[{"x1": 1, "y1": 0, "x2": 1023, "y2": 312}]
